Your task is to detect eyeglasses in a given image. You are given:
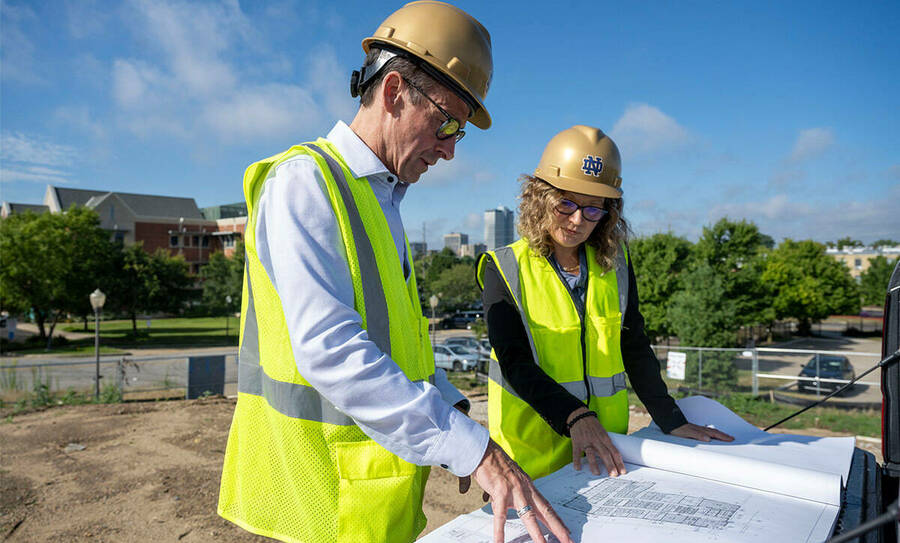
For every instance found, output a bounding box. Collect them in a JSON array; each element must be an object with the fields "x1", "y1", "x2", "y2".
[
  {"x1": 402, "y1": 76, "x2": 466, "y2": 143},
  {"x1": 554, "y1": 198, "x2": 608, "y2": 222}
]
